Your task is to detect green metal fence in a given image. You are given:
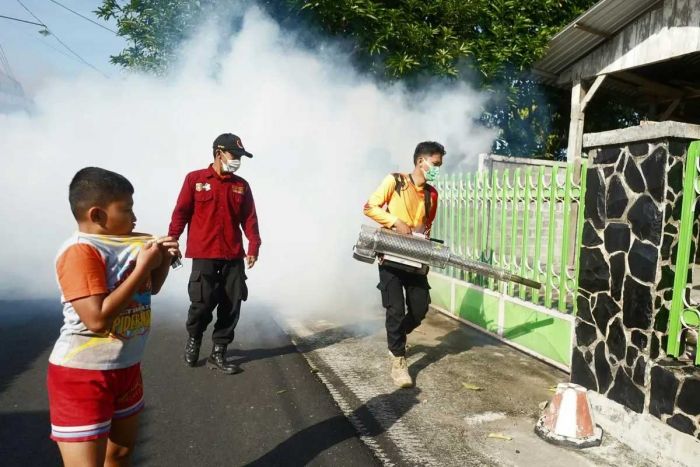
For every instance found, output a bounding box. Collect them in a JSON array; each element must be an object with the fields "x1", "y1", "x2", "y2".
[
  {"x1": 432, "y1": 160, "x2": 587, "y2": 314},
  {"x1": 667, "y1": 141, "x2": 700, "y2": 365}
]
